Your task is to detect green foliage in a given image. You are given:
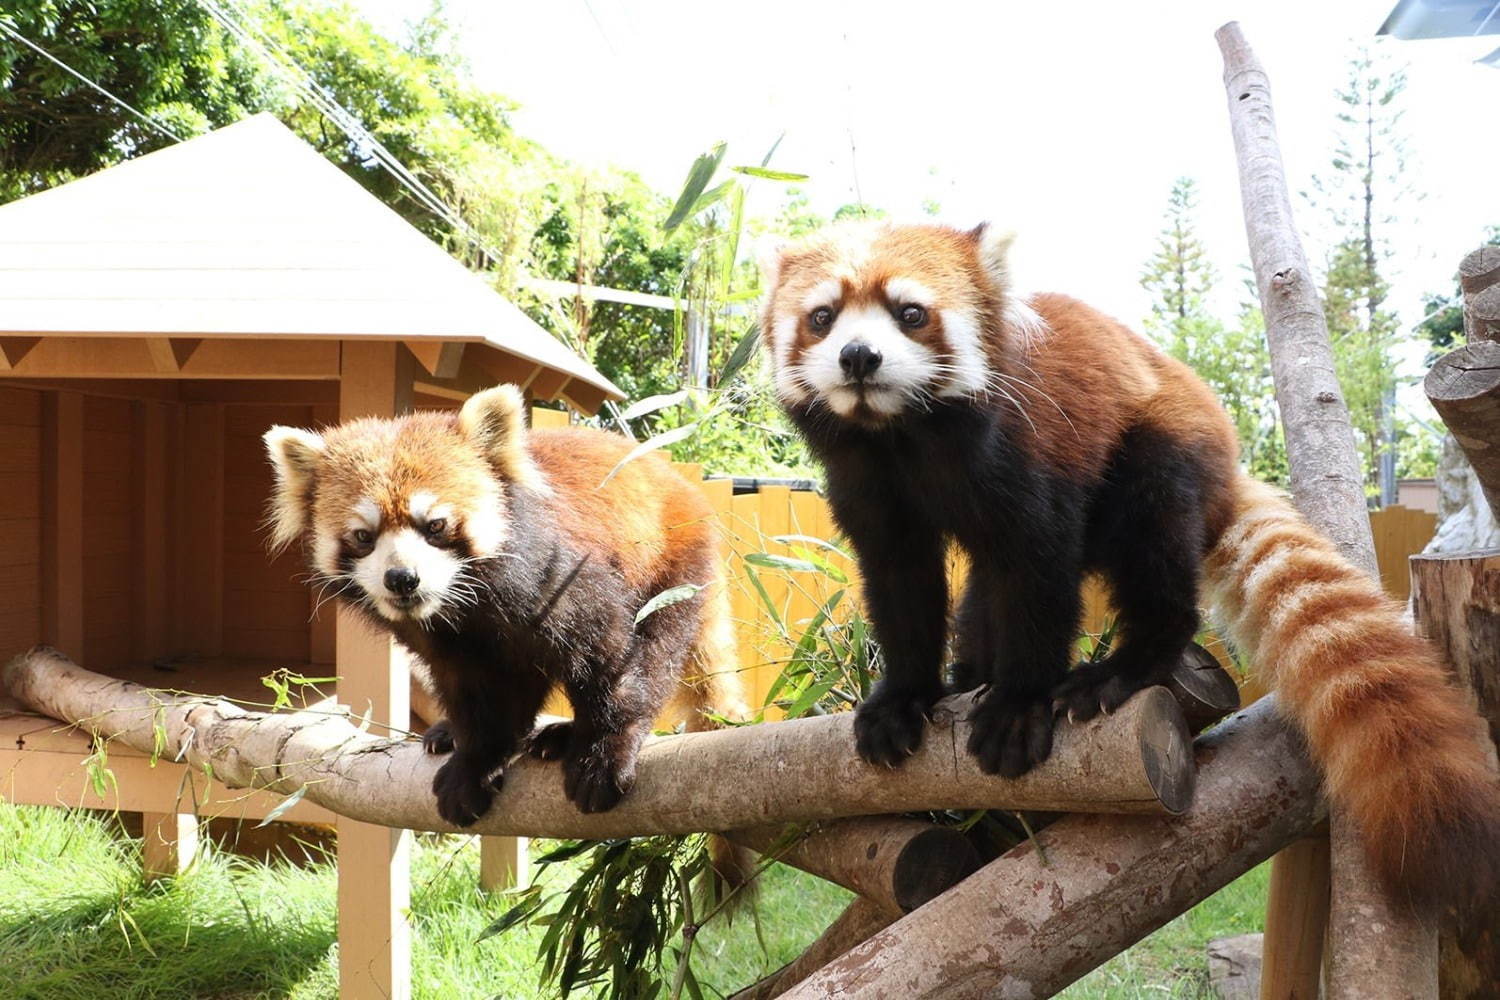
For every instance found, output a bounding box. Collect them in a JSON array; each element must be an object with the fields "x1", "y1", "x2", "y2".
[
  {"x1": 1140, "y1": 179, "x2": 1287, "y2": 485},
  {"x1": 1416, "y1": 224, "x2": 1500, "y2": 366},
  {"x1": 1308, "y1": 46, "x2": 1427, "y2": 494}
]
